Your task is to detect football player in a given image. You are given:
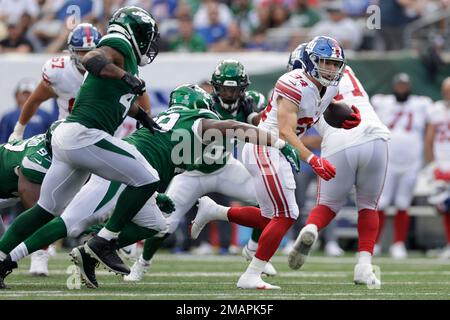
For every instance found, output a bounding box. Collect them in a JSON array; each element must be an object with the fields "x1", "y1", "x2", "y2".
[
  {"x1": 425, "y1": 77, "x2": 450, "y2": 259},
  {"x1": 0, "y1": 122, "x2": 60, "y2": 281},
  {"x1": 191, "y1": 36, "x2": 360, "y2": 289},
  {"x1": 286, "y1": 43, "x2": 390, "y2": 286},
  {"x1": 0, "y1": 84, "x2": 299, "y2": 289},
  {"x1": 125, "y1": 60, "x2": 277, "y2": 282},
  {"x1": 0, "y1": 6, "x2": 162, "y2": 278},
  {"x1": 372, "y1": 74, "x2": 434, "y2": 258}
]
